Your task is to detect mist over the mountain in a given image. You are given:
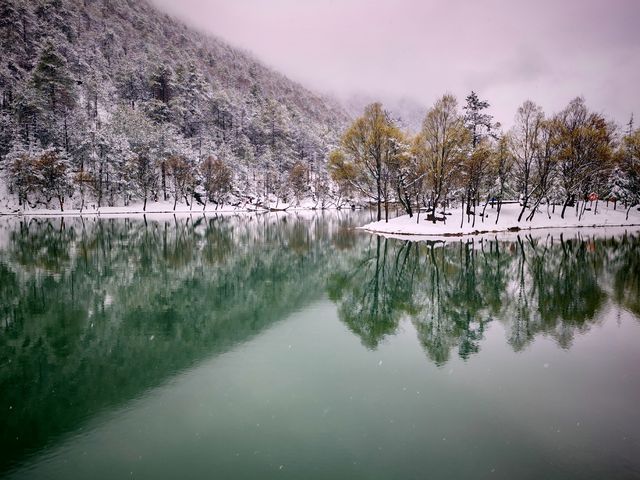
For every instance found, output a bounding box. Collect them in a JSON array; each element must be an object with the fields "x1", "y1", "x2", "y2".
[{"x1": 342, "y1": 94, "x2": 427, "y2": 134}]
